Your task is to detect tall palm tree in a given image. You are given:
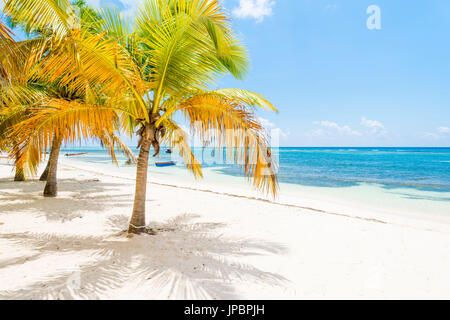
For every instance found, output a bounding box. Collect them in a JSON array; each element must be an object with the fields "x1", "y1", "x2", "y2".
[
  {"x1": 5, "y1": 0, "x2": 279, "y2": 234},
  {"x1": 0, "y1": 90, "x2": 43, "y2": 182},
  {"x1": 99, "y1": 0, "x2": 279, "y2": 234},
  {"x1": 2, "y1": 61, "x2": 139, "y2": 195},
  {"x1": 0, "y1": 20, "x2": 34, "y2": 181},
  {"x1": 2, "y1": 0, "x2": 140, "y2": 195}
]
